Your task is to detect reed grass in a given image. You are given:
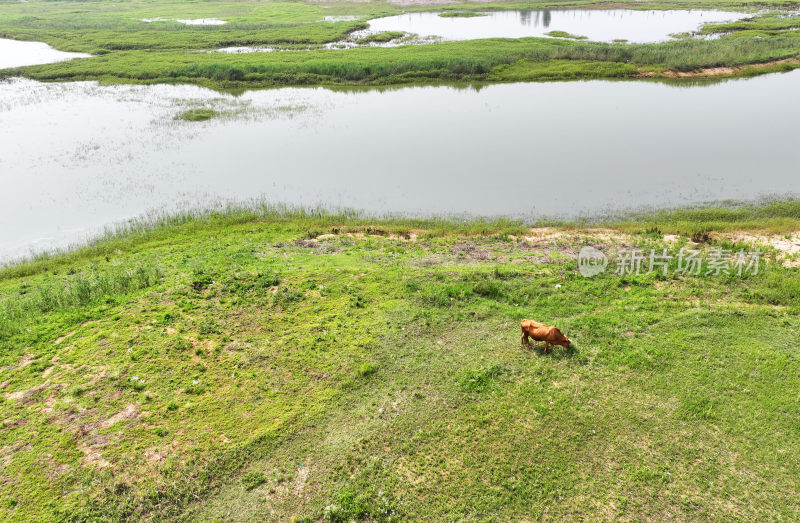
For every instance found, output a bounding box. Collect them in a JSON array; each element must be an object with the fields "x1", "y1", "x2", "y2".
[
  {"x1": 5, "y1": 33, "x2": 799, "y2": 87},
  {"x1": 2, "y1": 0, "x2": 799, "y2": 87}
]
